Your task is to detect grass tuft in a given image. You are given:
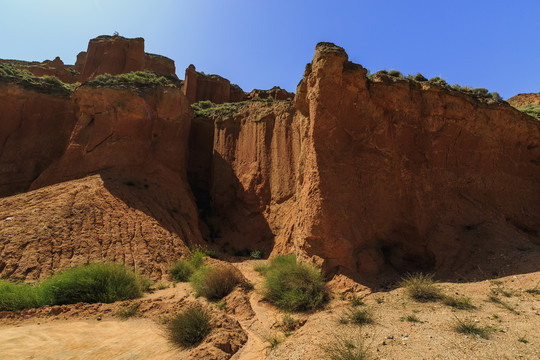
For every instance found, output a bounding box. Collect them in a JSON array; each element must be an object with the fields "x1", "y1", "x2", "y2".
[
  {"x1": 170, "y1": 250, "x2": 207, "y2": 282},
  {"x1": 322, "y1": 336, "x2": 371, "y2": 360},
  {"x1": 340, "y1": 307, "x2": 374, "y2": 326},
  {"x1": 400, "y1": 273, "x2": 444, "y2": 302},
  {"x1": 443, "y1": 295, "x2": 475, "y2": 310},
  {"x1": 260, "y1": 255, "x2": 327, "y2": 312},
  {"x1": 168, "y1": 307, "x2": 211, "y2": 347},
  {"x1": 116, "y1": 303, "x2": 140, "y2": 319},
  {"x1": 401, "y1": 314, "x2": 422, "y2": 323},
  {"x1": 453, "y1": 318, "x2": 492, "y2": 339}
]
